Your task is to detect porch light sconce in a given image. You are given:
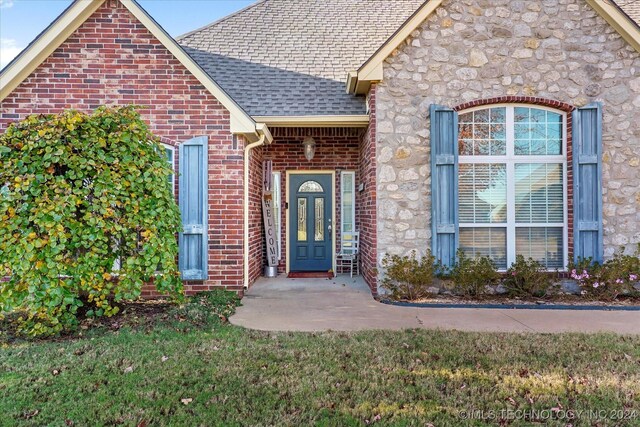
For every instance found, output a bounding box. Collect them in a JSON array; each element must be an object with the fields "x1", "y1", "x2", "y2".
[{"x1": 302, "y1": 136, "x2": 316, "y2": 161}]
